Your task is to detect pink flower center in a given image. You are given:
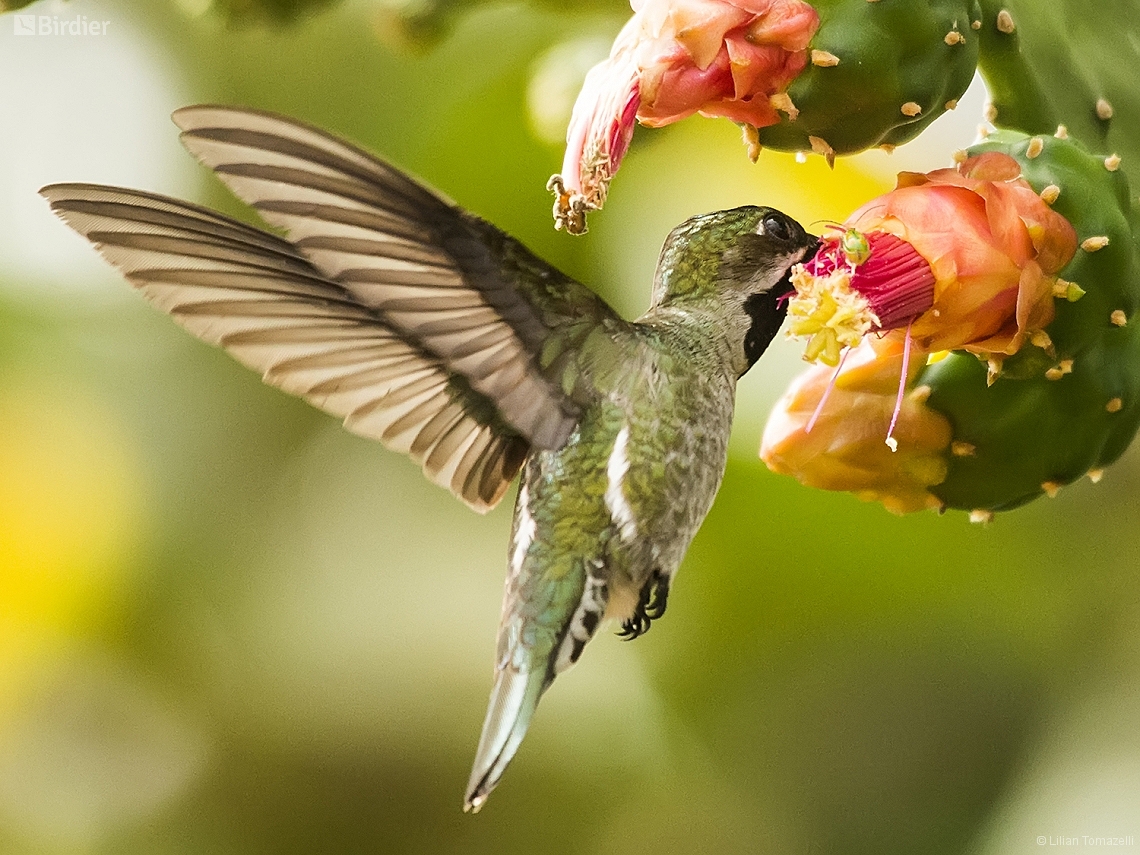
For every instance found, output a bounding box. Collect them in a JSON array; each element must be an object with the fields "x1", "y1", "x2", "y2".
[
  {"x1": 787, "y1": 230, "x2": 935, "y2": 365},
  {"x1": 808, "y1": 232, "x2": 936, "y2": 329}
]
